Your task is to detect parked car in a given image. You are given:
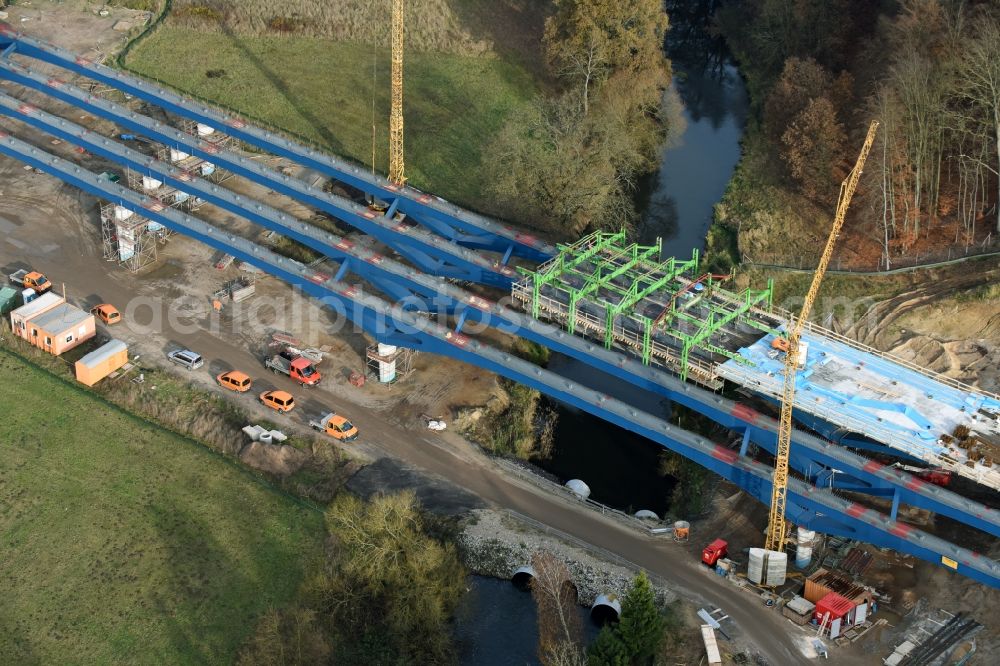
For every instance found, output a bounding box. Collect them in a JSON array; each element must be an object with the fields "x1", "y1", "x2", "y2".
[
  {"x1": 166, "y1": 348, "x2": 204, "y2": 370},
  {"x1": 217, "y1": 370, "x2": 252, "y2": 392},
  {"x1": 260, "y1": 390, "x2": 295, "y2": 413},
  {"x1": 91, "y1": 303, "x2": 121, "y2": 325}
]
